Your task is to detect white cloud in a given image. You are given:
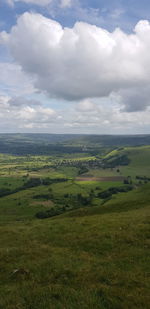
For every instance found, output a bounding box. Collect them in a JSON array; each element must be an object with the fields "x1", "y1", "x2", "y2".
[
  {"x1": 0, "y1": 62, "x2": 36, "y2": 96},
  {"x1": 0, "y1": 95, "x2": 10, "y2": 111},
  {"x1": 59, "y1": 0, "x2": 72, "y2": 8},
  {"x1": 76, "y1": 99, "x2": 96, "y2": 112},
  {"x1": 18, "y1": 105, "x2": 57, "y2": 122},
  {"x1": 64, "y1": 98, "x2": 150, "y2": 133},
  {"x1": 6, "y1": 0, "x2": 14, "y2": 7},
  {"x1": 0, "y1": 94, "x2": 59, "y2": 131},
  {"x1": 1, "y1": 93, "x2": 150, "y2": 133},
  {"x1": 110, "y1": 8, "x2": 125, "y2": 20},
  {"x1": 1, "y1": 12, "x2": 150, "y2": 112}
]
